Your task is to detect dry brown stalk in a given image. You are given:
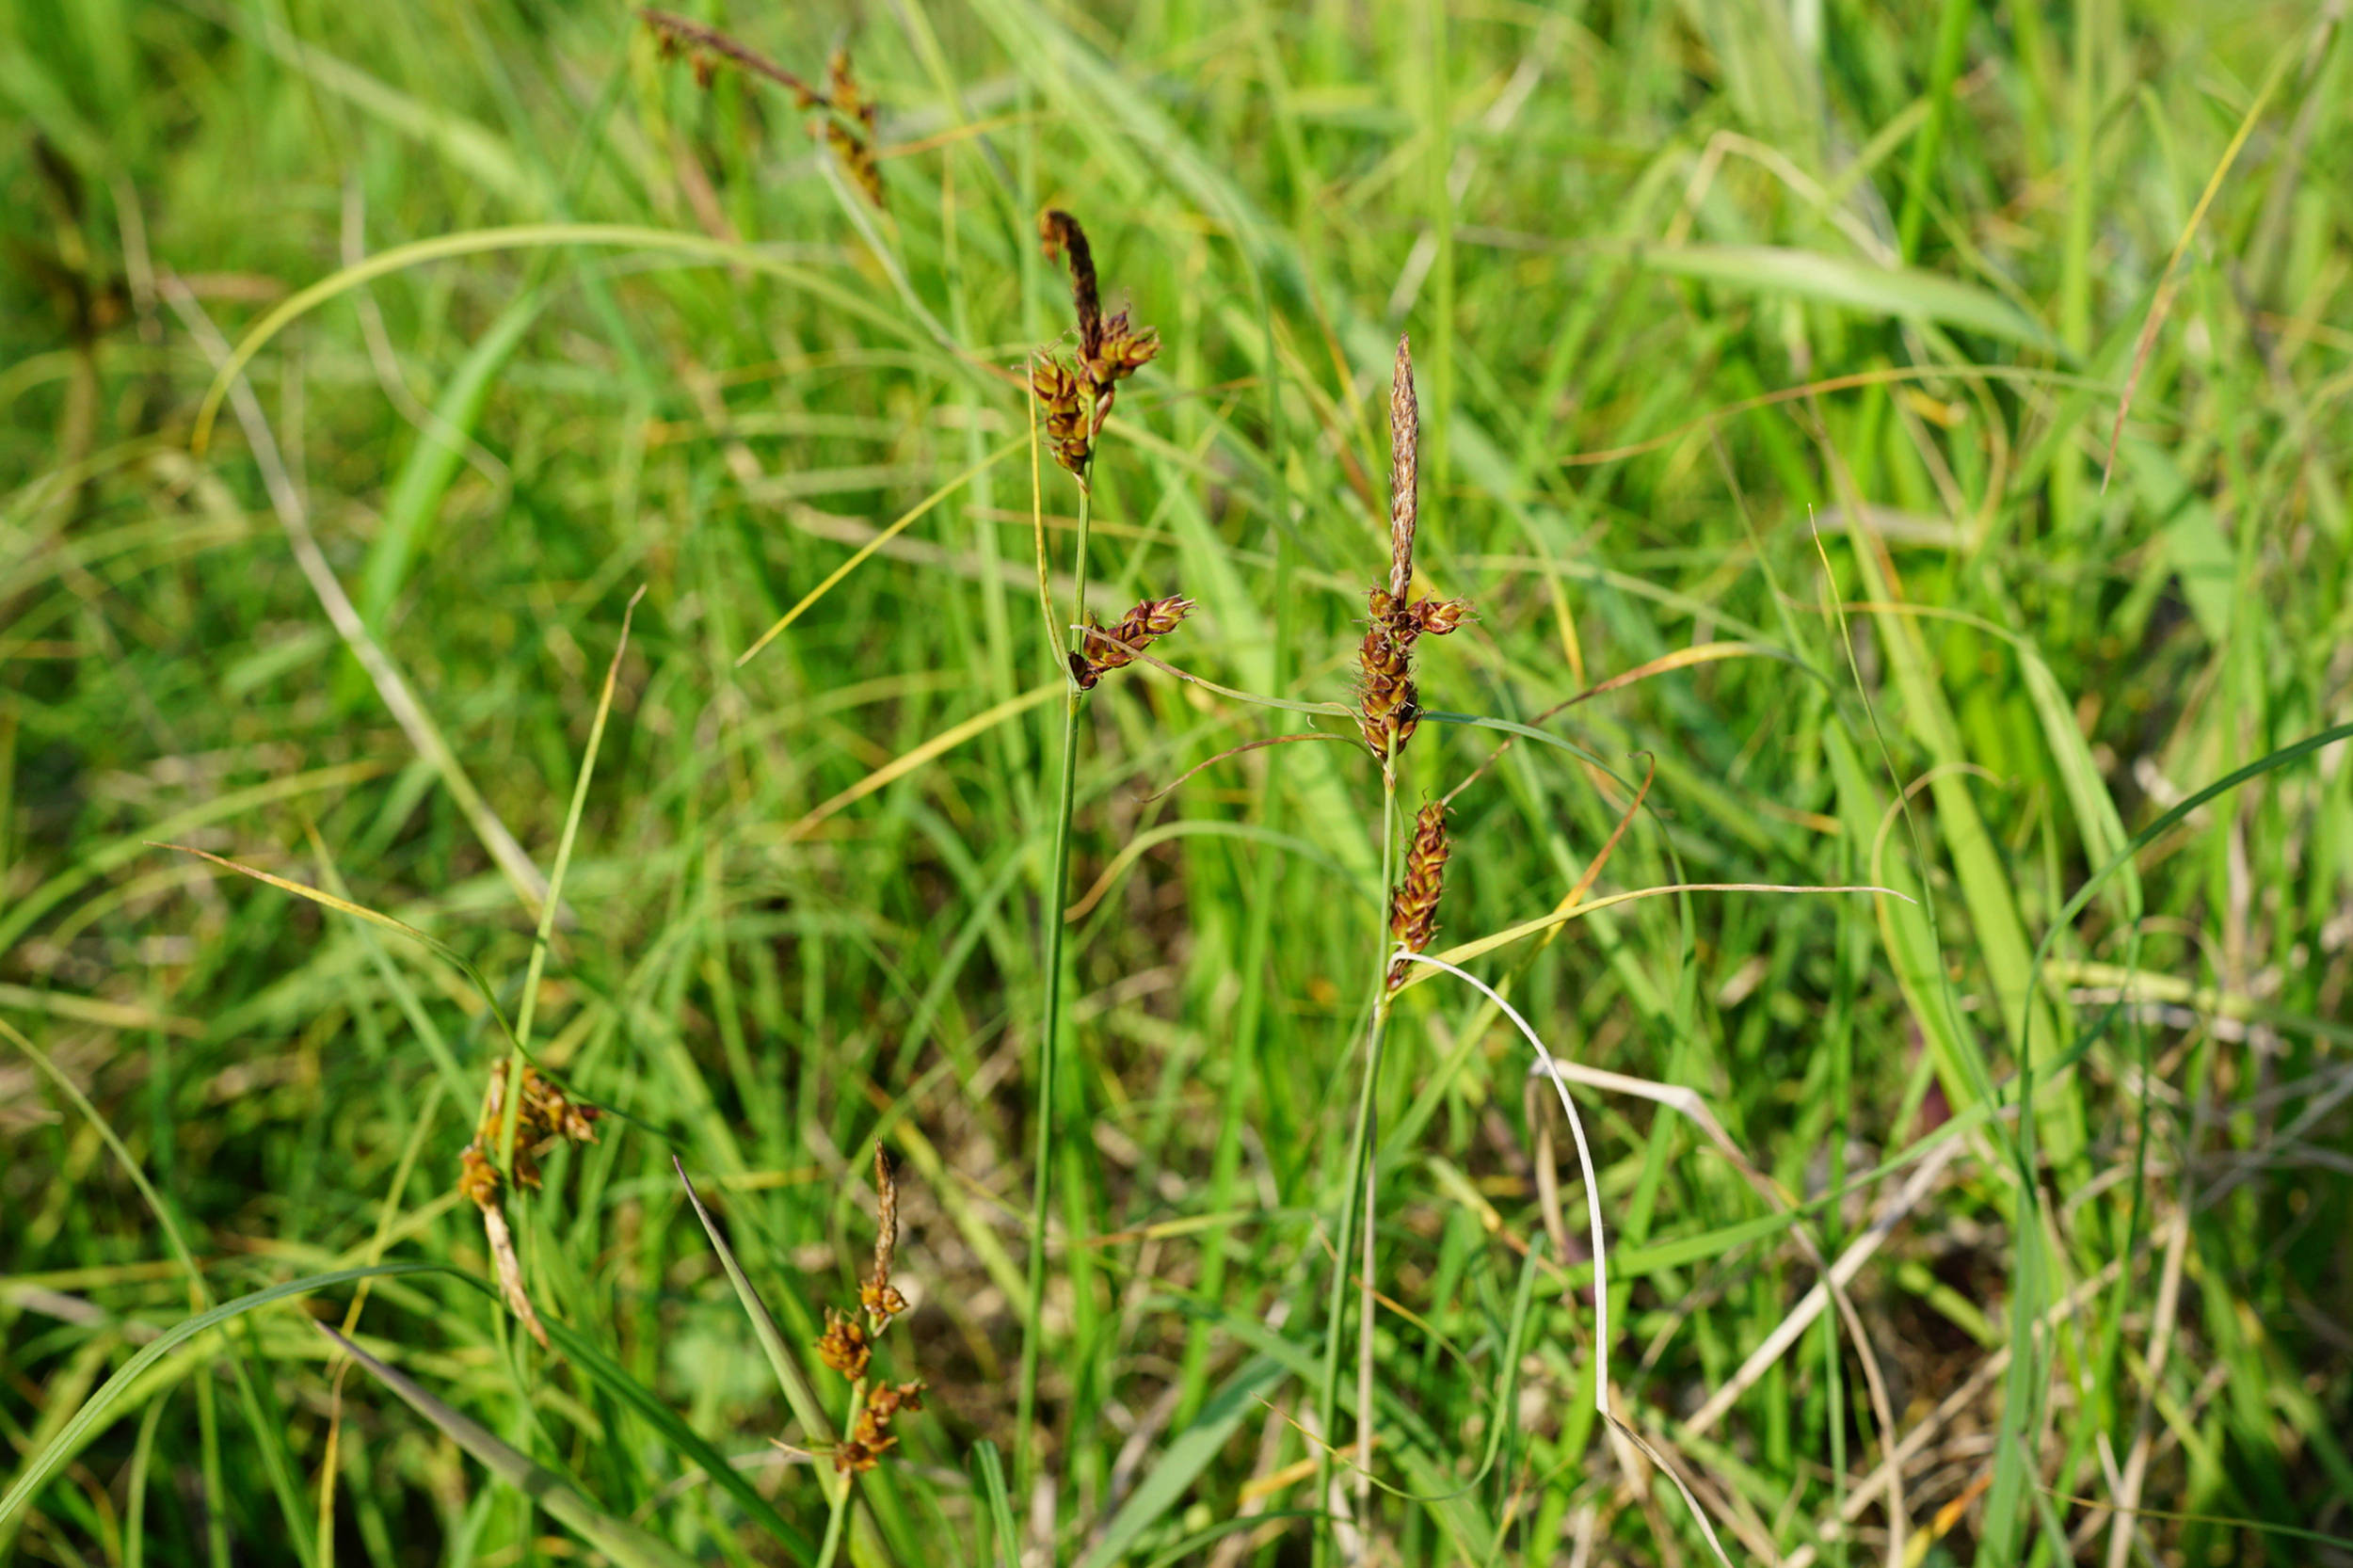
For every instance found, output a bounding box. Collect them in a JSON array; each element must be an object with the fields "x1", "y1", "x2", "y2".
[
  {"x1": 1387, "y1": 802, "x2": 1451, "y2": 986},
  {"x1": 1072, "y1": 593, "x2": 1193, "y2": 689}
]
